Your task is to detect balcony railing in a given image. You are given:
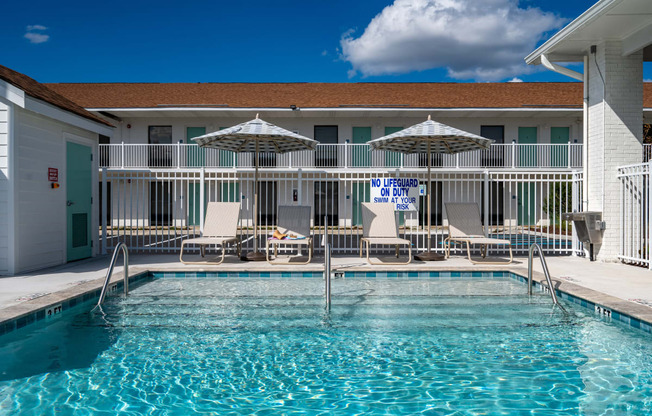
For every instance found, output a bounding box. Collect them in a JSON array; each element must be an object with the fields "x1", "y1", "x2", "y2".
[{"x1": 100, "y1": 142, "x2": 584, "y2": 170}]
